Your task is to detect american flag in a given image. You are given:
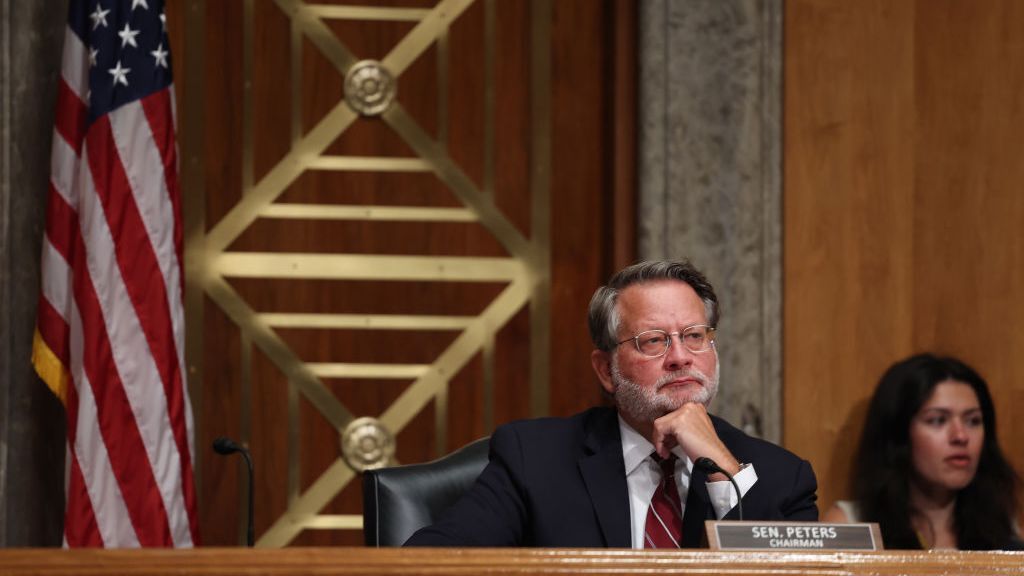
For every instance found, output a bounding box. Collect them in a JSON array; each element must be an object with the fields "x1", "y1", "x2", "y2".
[{"x1": 31, "y1": 0, "x2": 199, "y2": 547}]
